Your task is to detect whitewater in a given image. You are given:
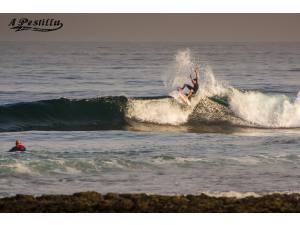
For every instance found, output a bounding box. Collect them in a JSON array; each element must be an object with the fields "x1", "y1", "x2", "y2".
[{"x1": 128, "y1": 49, "x2": 300, "y2": 128}]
